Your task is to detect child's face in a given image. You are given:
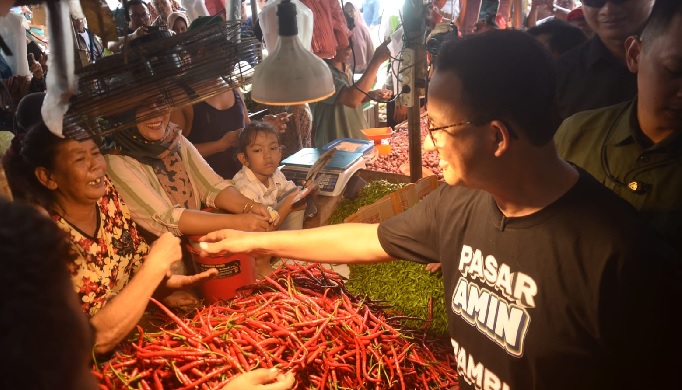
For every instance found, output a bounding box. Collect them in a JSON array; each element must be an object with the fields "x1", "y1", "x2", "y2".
[{"x1": 244, "y1": 131, "x2": 282, "y2": 183}]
